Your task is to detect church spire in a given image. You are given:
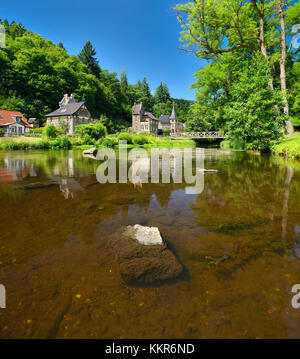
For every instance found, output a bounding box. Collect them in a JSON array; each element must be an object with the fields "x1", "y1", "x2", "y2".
[{"x1": 170, "y1": 103, "x2": 177, "y2": 120}]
